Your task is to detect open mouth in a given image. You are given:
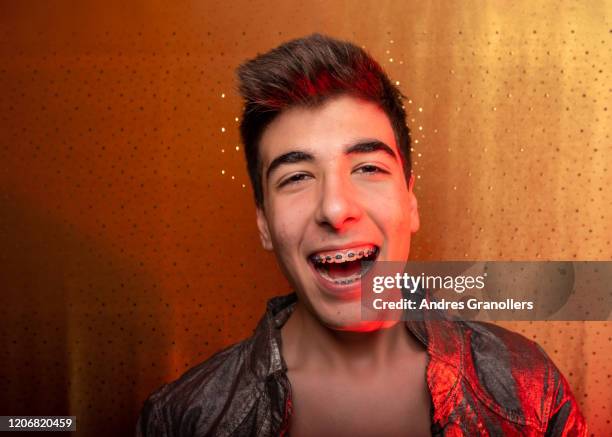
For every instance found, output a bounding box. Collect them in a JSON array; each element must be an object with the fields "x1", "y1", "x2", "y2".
[{"x1": 308, "y1": 245, "x2": 380, "y2": 286}]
